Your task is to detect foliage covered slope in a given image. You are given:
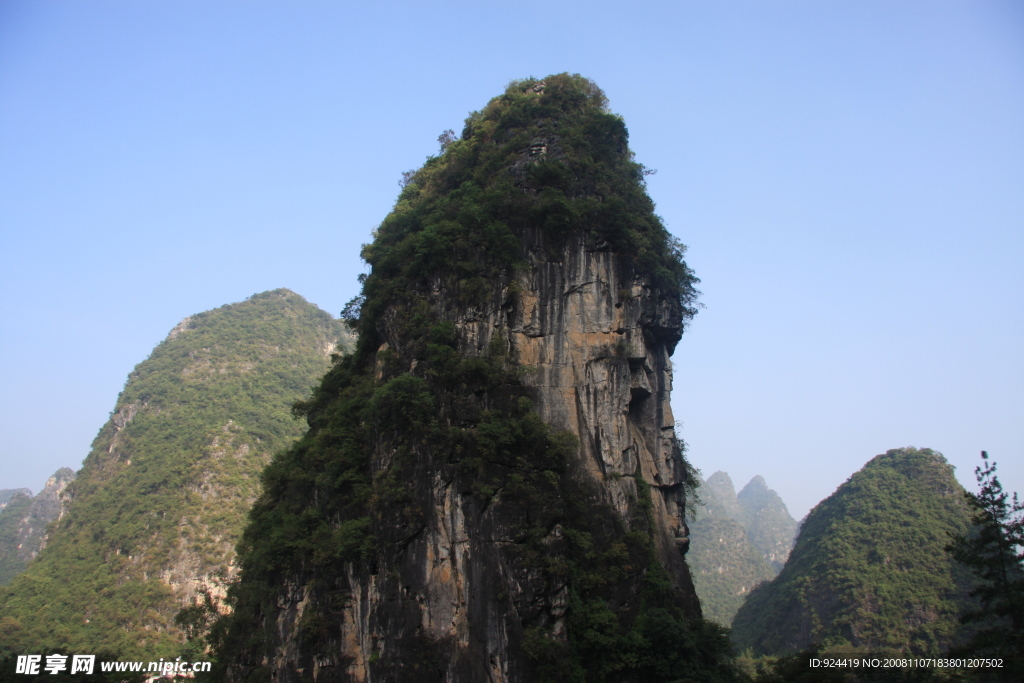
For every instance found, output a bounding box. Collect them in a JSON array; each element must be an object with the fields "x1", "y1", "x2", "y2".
[
  {"x1": 213, "y1": 75, "x2": 736, "y2": 682},
  {"x1": 731, "y1": 447, "x2": 976, "y2": 656},
  {"x1": 0, "y1": 290, "x2": 348, "y2": 660}
]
